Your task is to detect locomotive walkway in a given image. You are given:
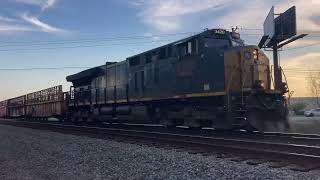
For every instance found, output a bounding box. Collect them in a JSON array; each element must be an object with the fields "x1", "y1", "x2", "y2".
[{"x1": 0, "y1": 119, "x2": 319, "y2": 172}]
